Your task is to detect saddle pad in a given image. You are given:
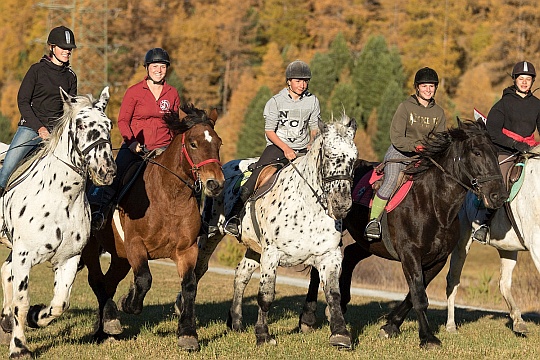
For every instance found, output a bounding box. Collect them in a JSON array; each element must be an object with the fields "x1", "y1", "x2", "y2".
[
  {"x1": 351, "y1": 169, "x2": 413, "y2": 213},
  {"x1": 508, "y1": 162, "x2": 525, "y2": 202}
]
